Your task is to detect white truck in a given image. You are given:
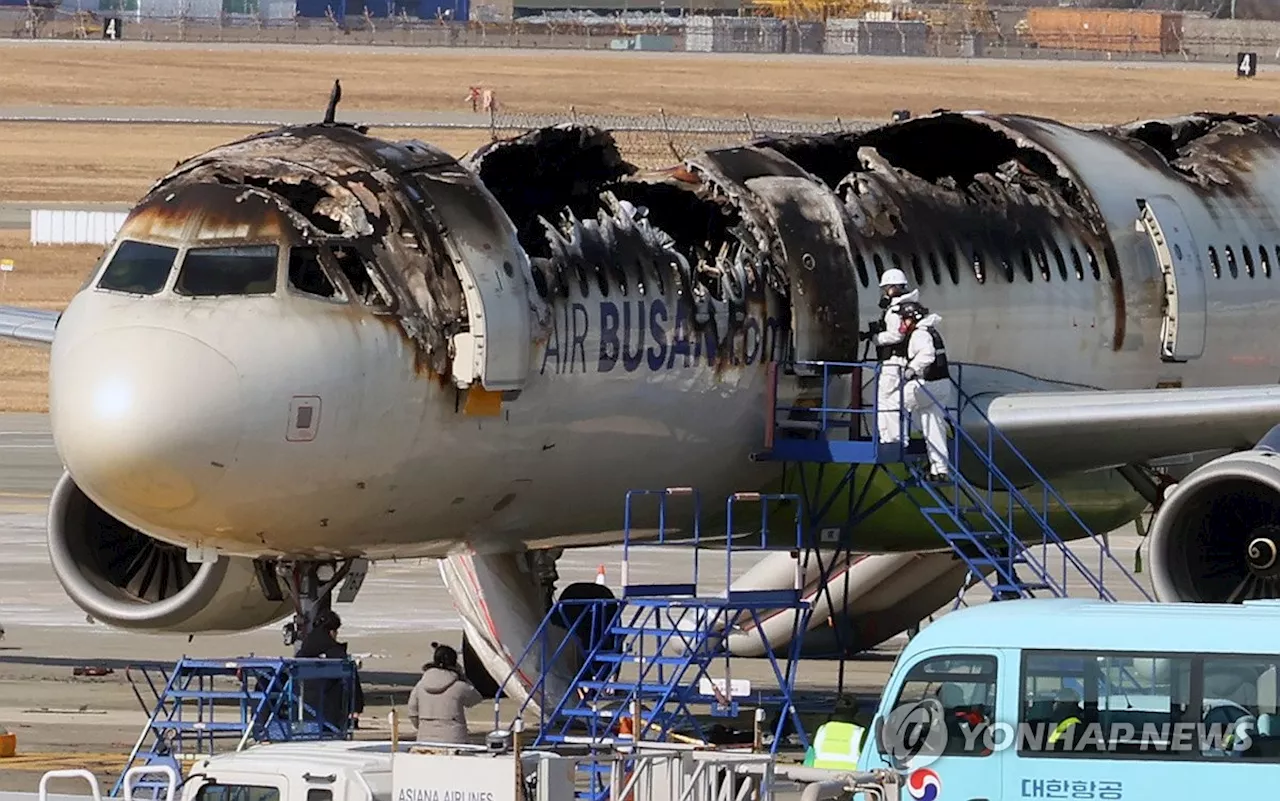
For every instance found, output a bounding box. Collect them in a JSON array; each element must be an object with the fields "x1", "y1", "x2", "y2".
[{"x1": 35, "y1": 740, "x2": 900, "y2": 801}]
